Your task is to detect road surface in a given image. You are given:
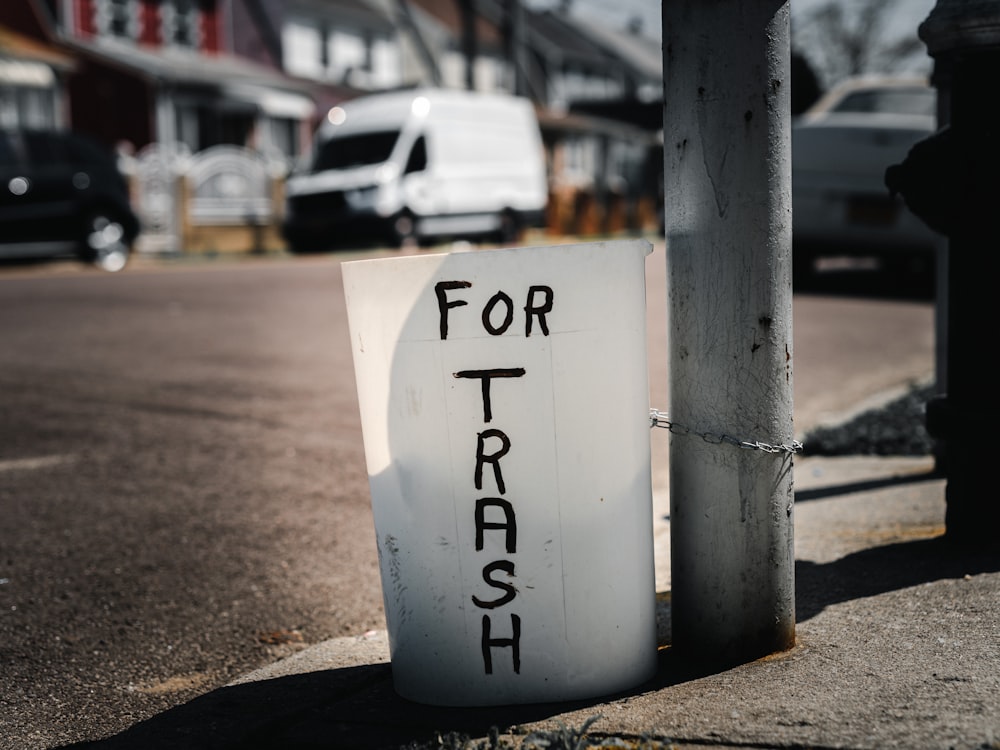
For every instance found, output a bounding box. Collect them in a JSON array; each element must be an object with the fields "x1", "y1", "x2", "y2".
[{"x1": 0, "y1": 242, "x2": 935, "y2": 748}]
